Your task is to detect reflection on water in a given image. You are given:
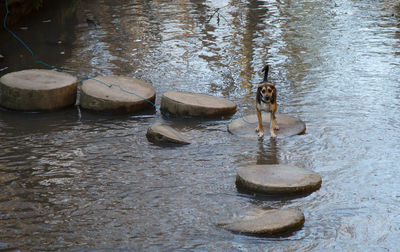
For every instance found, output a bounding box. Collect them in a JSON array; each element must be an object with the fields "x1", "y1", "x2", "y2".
[
  {"x1": 257, "y1": 140, "x2": 279, "y2": 165},
  {"x1": 1, "y1": 0, "x2": 400, "y2": 250},
  {"x1": 0, "y1": 0, "x2": 79, "y2": 74}
]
